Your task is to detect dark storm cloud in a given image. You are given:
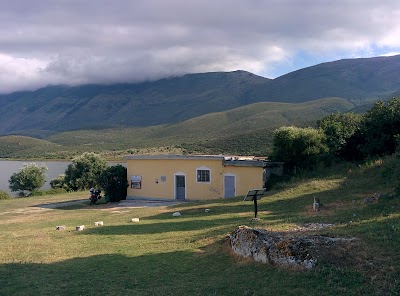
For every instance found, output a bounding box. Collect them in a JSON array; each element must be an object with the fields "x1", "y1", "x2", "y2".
[{"x1": 0, "y1": 0, "x2": 399, "y2": 93}]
